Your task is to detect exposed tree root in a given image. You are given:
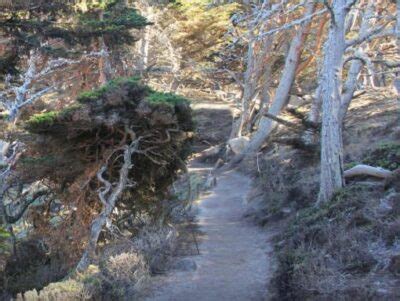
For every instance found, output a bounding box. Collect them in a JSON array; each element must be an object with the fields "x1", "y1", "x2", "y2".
[{"x1": 344, "y1": 164, "x2": 393, "y2": 179}]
